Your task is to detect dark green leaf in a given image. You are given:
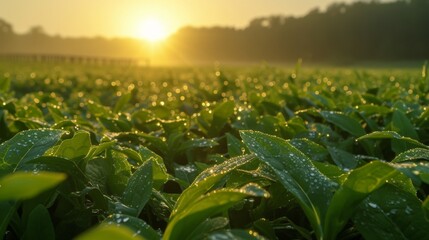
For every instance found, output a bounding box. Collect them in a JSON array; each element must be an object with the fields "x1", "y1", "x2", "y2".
[
  {"x1": 22, "y1": 205, "x2": 55, "y2": 240},
  {"x1": 354, "y1": 185, "x2": 429, "y2": 240},
  {"x1": 320, "y1": 111, "x2": 365, "y2": 137},
  {"x1": 121, "y1": 160, "x2": 152, "y2": 217}
]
